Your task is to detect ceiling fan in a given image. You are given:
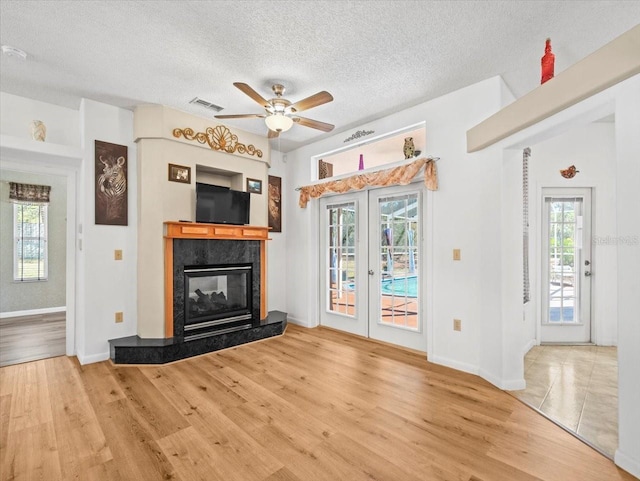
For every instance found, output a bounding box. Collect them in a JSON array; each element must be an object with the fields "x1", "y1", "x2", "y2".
[{"x1": 215, "y1": 82, "x2": 334, "y2": 138}]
